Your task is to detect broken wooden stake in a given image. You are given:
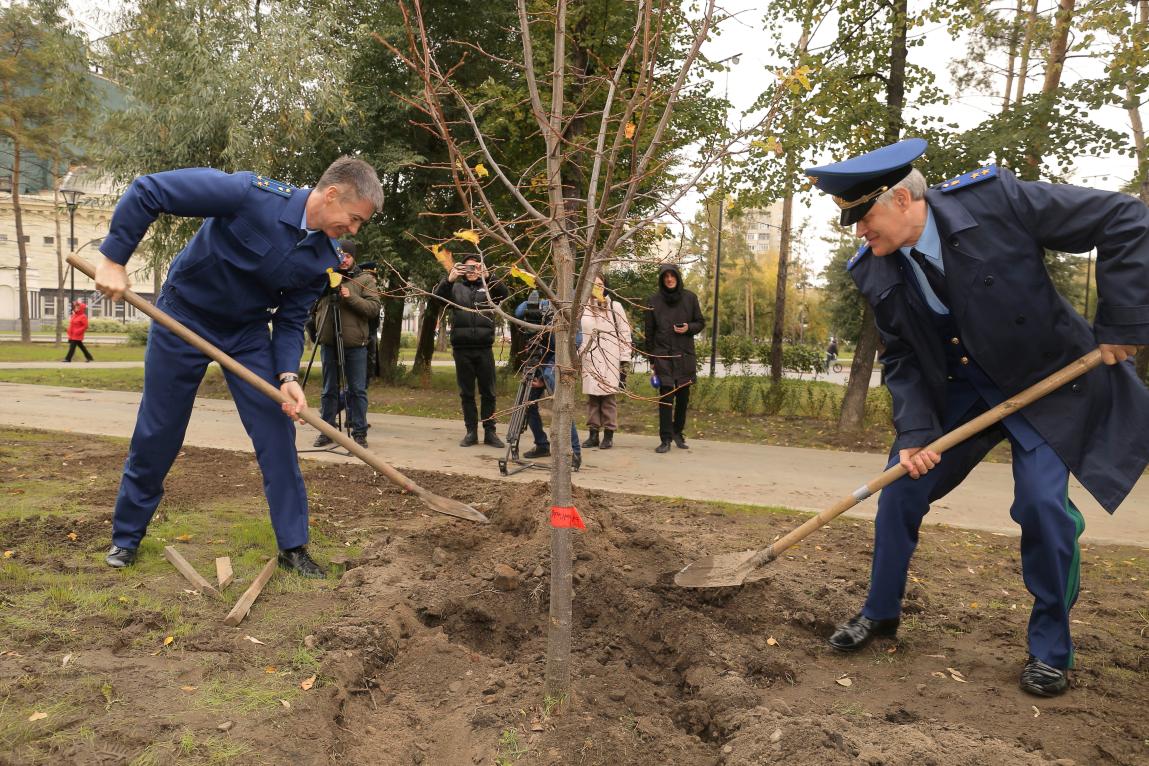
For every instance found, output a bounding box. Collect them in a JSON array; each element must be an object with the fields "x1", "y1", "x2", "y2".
[
  {"x1": 223, "y1": 558, "x2": 277, "y2": 627},
  {"x1": 163, "y1": 546, "x2": 221, "y2": 599},
  {"x1": 215, "y1": 557, "x2": 234, "y2": 591}
]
